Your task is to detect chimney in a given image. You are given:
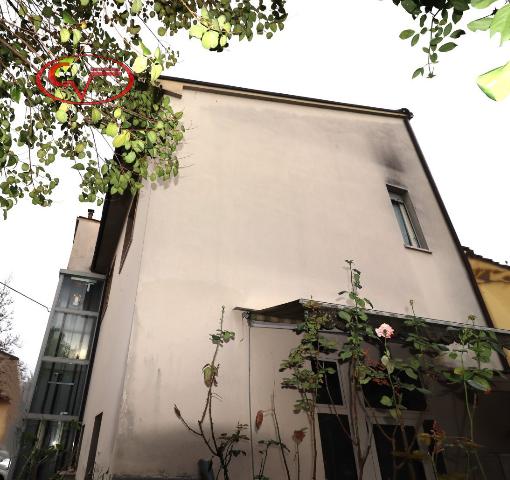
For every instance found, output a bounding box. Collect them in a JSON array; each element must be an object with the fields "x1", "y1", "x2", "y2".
[{"x1": 87, "y1": 209, "x2": 94, "y2": 219}]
